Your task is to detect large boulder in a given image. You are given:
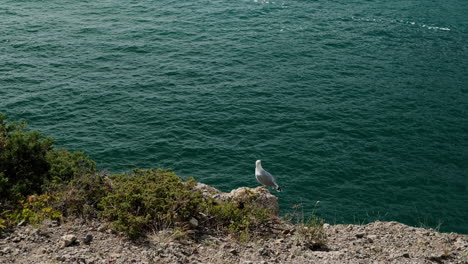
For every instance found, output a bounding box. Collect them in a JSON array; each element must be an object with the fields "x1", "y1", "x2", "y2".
[{"x1": 194, "y1": 184, "x2": 279, "y2": 216}]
